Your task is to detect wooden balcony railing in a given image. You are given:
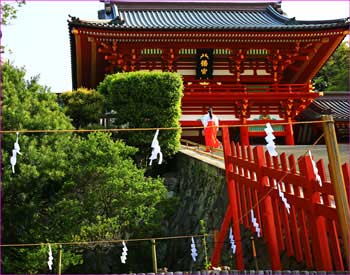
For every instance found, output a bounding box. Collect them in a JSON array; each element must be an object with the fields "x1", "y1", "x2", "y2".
[{"x1": 184, "y1": 83, "x2": 312, "y2": 94}]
